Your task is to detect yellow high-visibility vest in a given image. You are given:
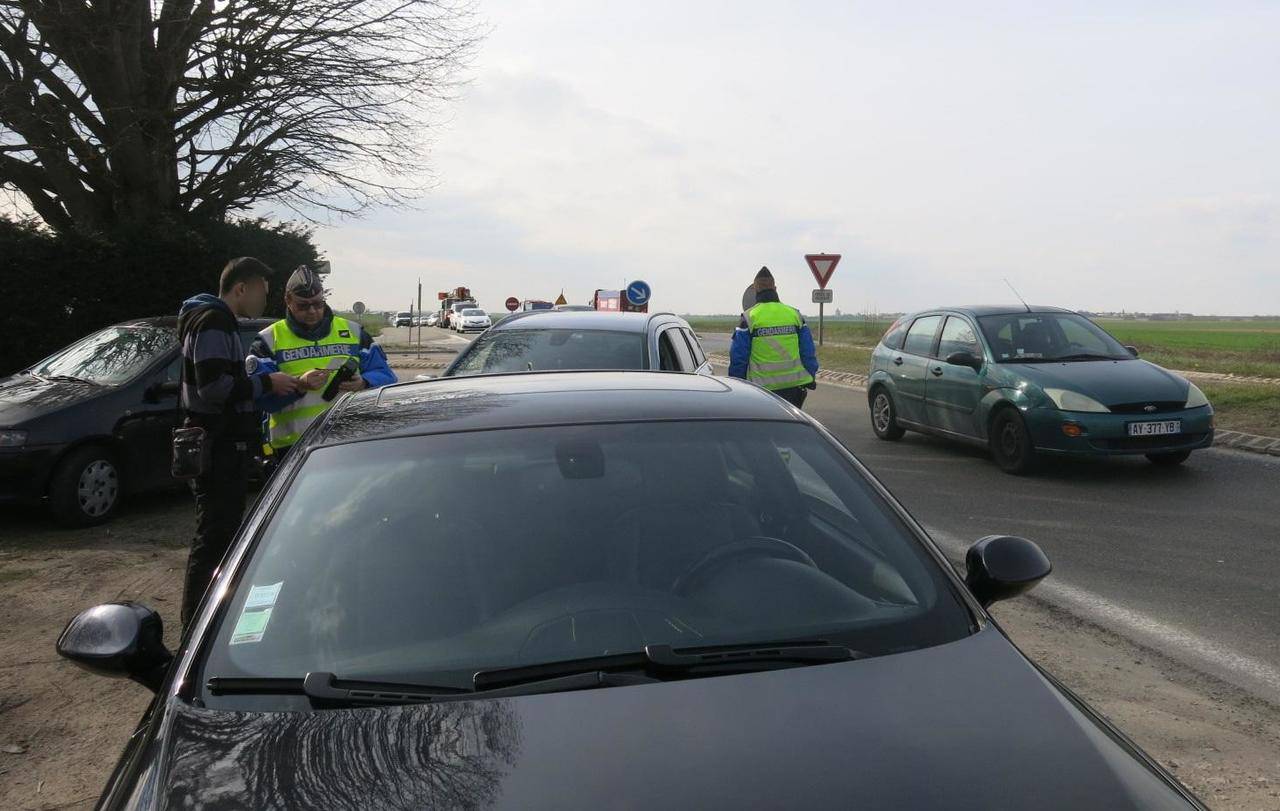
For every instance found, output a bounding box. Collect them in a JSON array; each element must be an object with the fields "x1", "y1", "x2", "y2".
[
  {"x1": 746, "y1": 301, "x2": 814, "y2": 391},
  {"x1": 260, "y1": 317, "x2": 361, "y2": 449}
]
